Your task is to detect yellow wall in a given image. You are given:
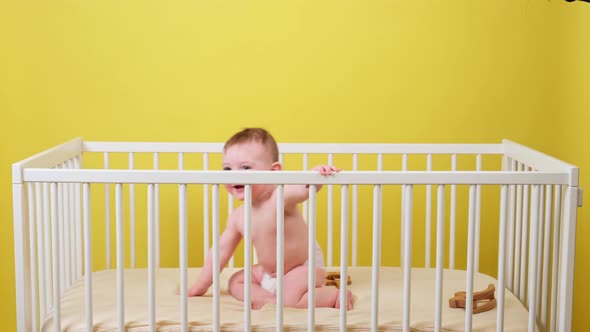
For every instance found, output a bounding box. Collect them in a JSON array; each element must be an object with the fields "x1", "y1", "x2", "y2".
[
  {"x1": 1, "y1": 0, "x2": 588, "y2": 330},
  {"x1": 551, "y1": 5, "x2": 590, "y2": 332}
]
